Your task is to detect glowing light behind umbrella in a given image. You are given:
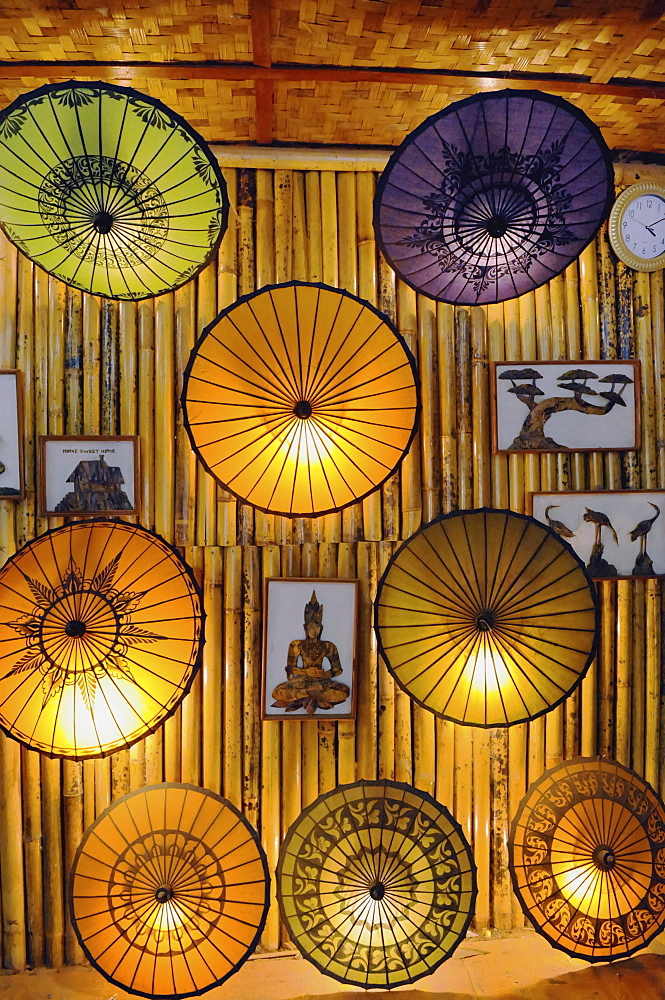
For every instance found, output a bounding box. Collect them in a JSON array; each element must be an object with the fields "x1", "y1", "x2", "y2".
[
  {"x1": 375, "y1": 508, "x2": 599, "y2": 727},
  {"x1": 277, "y1": 779, "x2": 477, "y2": 989},
  {"x1": 509, "y1": 757, "x2": 665, "y2": 961},
  {"x1": 182, "y1": 281, "x2": 420, "y2": 517},
  {"x1": 0, "y1": 519, "x2": 204, "y2": 759},
  {"x1": 70, "y1": 783, "x2": 269, "y2": 998},
  {"x1": 0, "y1": 81, "x2": 228, "y2": 299}
]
